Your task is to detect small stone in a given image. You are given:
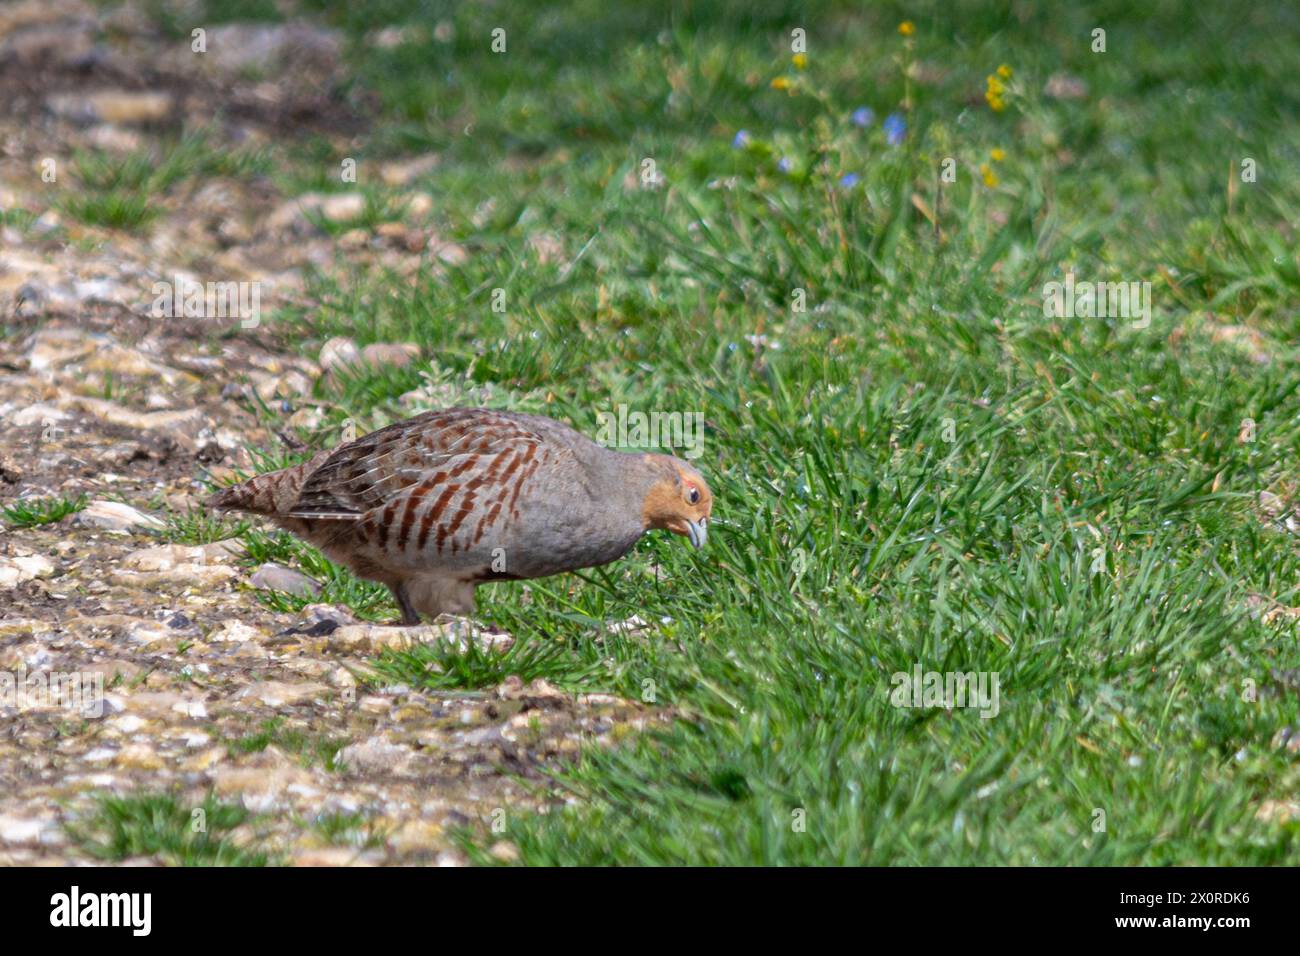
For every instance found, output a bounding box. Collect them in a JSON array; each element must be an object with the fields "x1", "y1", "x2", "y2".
[
  {"x1": 109, "y1": 715, "x2": 148, "y2": 734},
  {"x1": 83, "y1": 343, "x2": 197, "y2": 385},
  {"x1": 0, "y1": 454, "x2": 22, "y2": 484},
  {"x1": 328, "y1": 622, "x2": 446, "y2": 654},
  {"x1": 253, "y1": 369, "x2": 313, "y2": 401},
  {"x1": 62, "y1": 398, "x2": 209, "y2": 448},
  {"x1": 428, "y1": 238, "x2": 468, "y2": 265},
  {"x1": 26, "y1": 327, "x2": 100, "y2": 371},
  {"x1": 122, "y1": 541, "x2": 244, "y2": 572},
  {"x1": 121, "y1": 692, "x2": 184, "y2": 718},
  {"x1": 249, "y1": 563, "x2": 321, "y2": 598},
  {"x1": 76, "y1": 500, "x2": 164, "y2": 532},
  {"x1": 235, "y1": 680, "x2": 331, "y2": 707},
  {"x1": 1257, "y1": 800, "x2": 1300, "y2": 824},
  {"x1": 321, "y1": 193, "x2": 366, "y2": 223},
  {"x1": 182, "y1": 747, "x2": 226, "y2": 772},
  {"x1": 497, "y1": 675, "x2": 526, "y2": 699},
  {"x1": 360, "y1": 342, "x2": 420, "y2": 369},
  {"x1": 286, "y1": 406, "x2": 324, "y2": 430},
  {"x1": 1, "y1": 22, "x2": 95, "y2": 65},
  {"x1": 375, "y1": 222, "x2": 407, "y2": 242},
  {"x1": 200, "y1": 23, "x2": 342, "y2": 75},
  {"x1": 604, "y1": 614, "x2": 652, "y2": 637},
  {"x1": 319, "y1": 336, "x2": 361, "y2": 373},
  {"x1": 386, "y1": 818, "x2": 445, "y2": 855},
  {"x1": 380, "y1": 155, "x2": 440, "y2": 187},
  {"x1": 265, "y1": 192, "x2": 362, "y2": 234},
  {"x1": 125, "y1": 620, "x2": 174, "y2": 645},
  {"x1": 114, "y1": 743, "x2": 165, "y2": 770},
  {"x1": 392, "y1": 704, "x2": 430, "y2": 723},
  {"x1": 30, "y1": 211, "x2": 61, "y2": 237},
  {"x1": 336, "y1": 736, "x2": 421, "y2": 775},
  {"x1": 337, "y1": 228, "x2": 370, "y2": 250},
  {"x1": 47, "y1": 91, "x2": 174, "y2": 125},
  {"x1": 213, "y1": 764, "x2": 316, "y2": 813},
  {"x1": 11, "y1": 403, "x2": 69, "y2": 427},
  {"x1": 0, "y1": 815, "x2": 45, "y2": 845},
  {"x1": 85, "y1": 124, "x2": 144, "y2": 153},
  {"x1": 82, "y1": 659, "x2": 143, "y2": 683},
  {"x1": 0, "y1": 554, "x2": 56, "y2": 587},
  {"x1": 110, "y1": 565, "x2": 239, "y2": 589},
  {"x1": 404, "y1": 192, "x2": 434, "y2": 217},
  {"x1": 209, "y1": 620, "x2": 264, "y2": 644}
]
